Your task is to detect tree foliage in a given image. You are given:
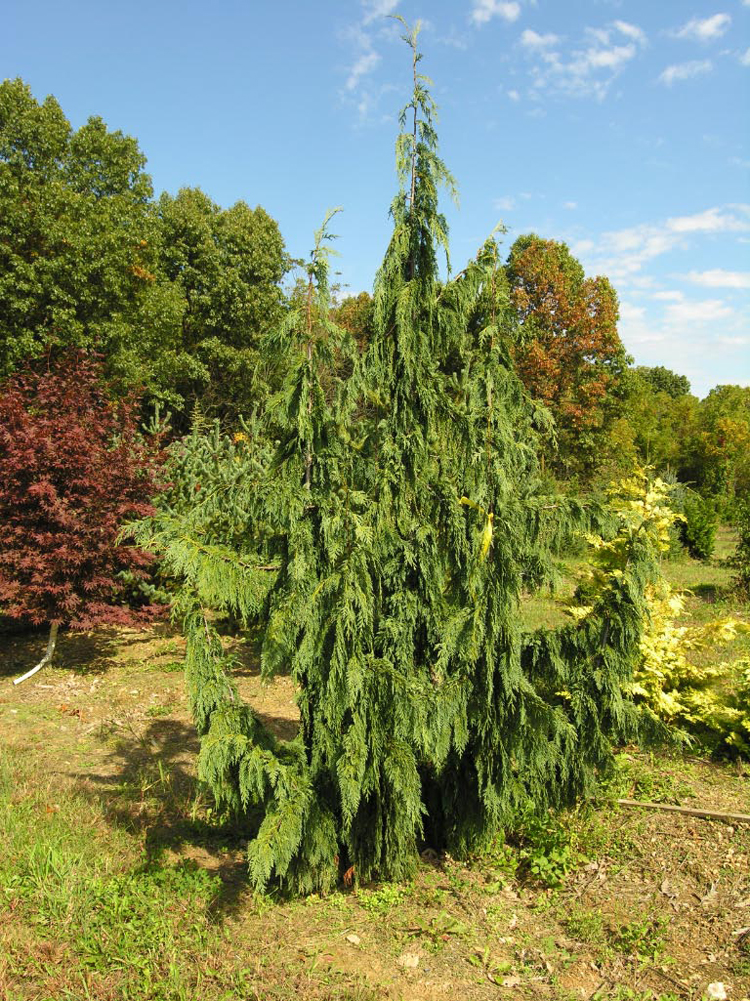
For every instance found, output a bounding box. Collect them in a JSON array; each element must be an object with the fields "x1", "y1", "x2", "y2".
[
  {"x1": 682, "y1": 385, "x2": 750, "y2": 504},
  {"x1": 0, "y1": 352, "x2": 164, "y2": 631},
  {"x1": 575, "y1": 474, "x2": 749, "y2": 752},
  {"x1": 731, "y1": 498, "x2": 750, "y2": 601},
  {"x1": 0, "y1": 79, "x2": 289, "y2": 424},
  {"x1": 131, "y1": 24, "x2": 663, "y2": 893},
  {"x1": 150, "y1": 188, "x2": 288, "y2": 421},
  {"x1": 635, "y1": 365, "x2": 691, "y2": 400},
  {"x1": 506, "y1": 233, "x2": 629, "y2": 478},
  {"x1": 0, "y1": 79, "x2": 155, "y2": 378}
]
